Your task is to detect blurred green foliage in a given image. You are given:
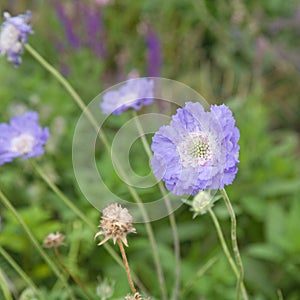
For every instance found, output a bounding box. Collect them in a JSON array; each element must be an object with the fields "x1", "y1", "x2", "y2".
[{"x1": 0, "y1": 0, "x2": 300, "y2": 299}]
